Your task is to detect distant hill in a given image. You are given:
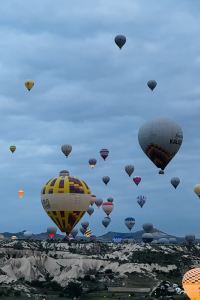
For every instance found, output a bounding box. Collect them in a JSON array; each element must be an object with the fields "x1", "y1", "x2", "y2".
[
  {"x1": 1, "y1": 228, "x2": 197, "y2": 243},
  {"x1": 98, "y1": 228, "x2": 185, "y2": 243}
]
